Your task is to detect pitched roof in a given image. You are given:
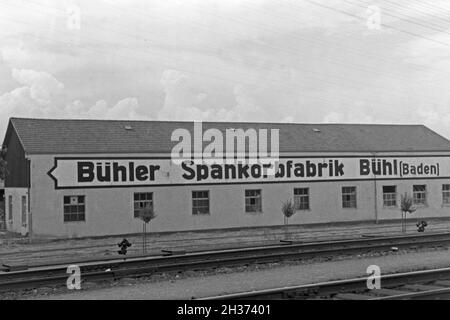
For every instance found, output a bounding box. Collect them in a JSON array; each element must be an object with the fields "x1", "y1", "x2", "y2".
[{"x1": 5, "y1": 117, "x2": 450, "y2": 155}]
